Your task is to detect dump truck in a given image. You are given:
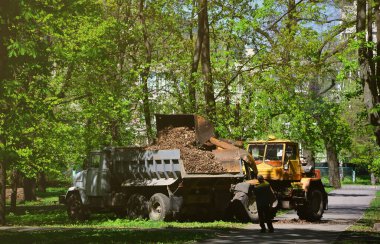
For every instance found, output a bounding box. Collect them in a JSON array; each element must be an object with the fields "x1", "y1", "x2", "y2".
[
  {"x1": 59, "y1": 114, "x2": 258, "y2": 222},
  {"x1": 245, "y1": 138, "x2": 328, "y2": 221}
]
